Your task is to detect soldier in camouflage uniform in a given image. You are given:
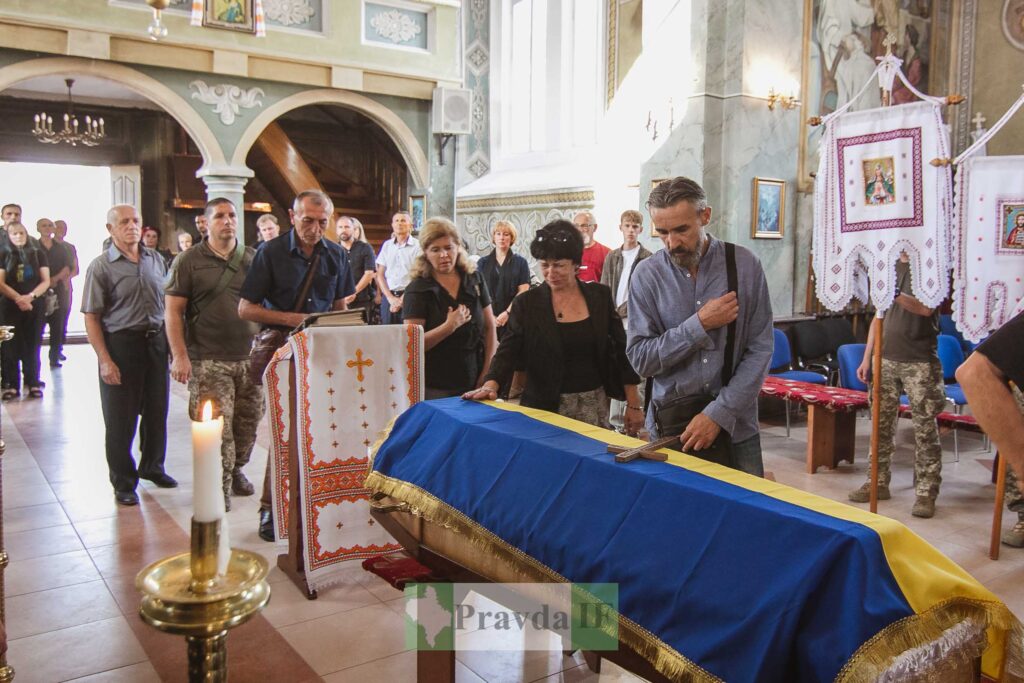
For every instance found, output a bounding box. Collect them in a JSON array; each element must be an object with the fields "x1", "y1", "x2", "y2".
[
  {"x1": 165, "y1": 197, "x2": 262, "y2": 510},
  {"x1": 849, "y1": 254, "x2": 946, "y2": 518}
]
